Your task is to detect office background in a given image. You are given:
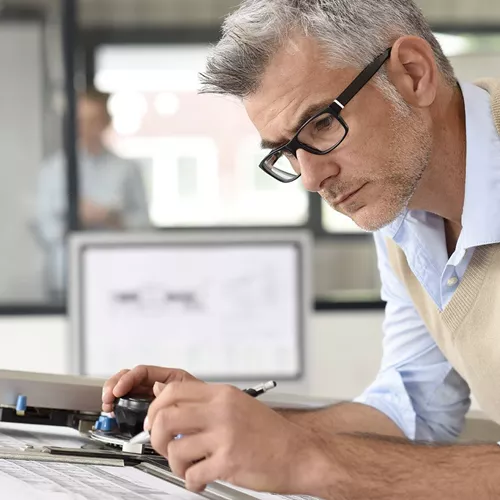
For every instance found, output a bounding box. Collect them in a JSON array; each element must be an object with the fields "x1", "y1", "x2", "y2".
[{"x1": 0, "y1": 0, "x2": 499, "y2": 403}]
